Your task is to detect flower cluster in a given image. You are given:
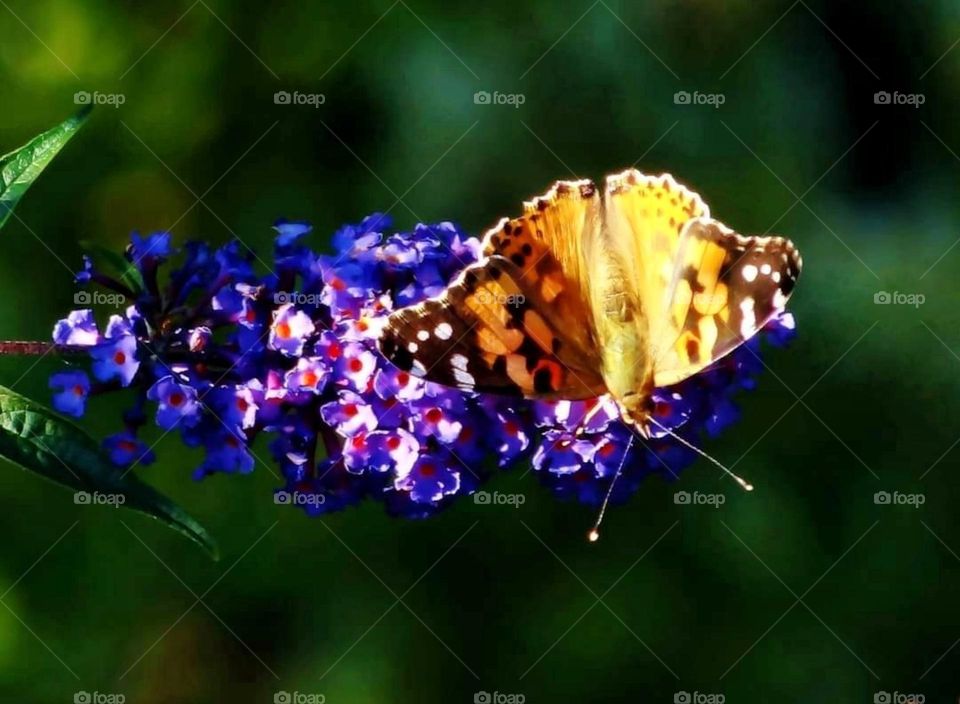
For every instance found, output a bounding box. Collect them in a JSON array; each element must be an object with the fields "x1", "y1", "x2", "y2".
[{"x1": 48, "y1": 215, "x2": 794, "y2": 518}]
